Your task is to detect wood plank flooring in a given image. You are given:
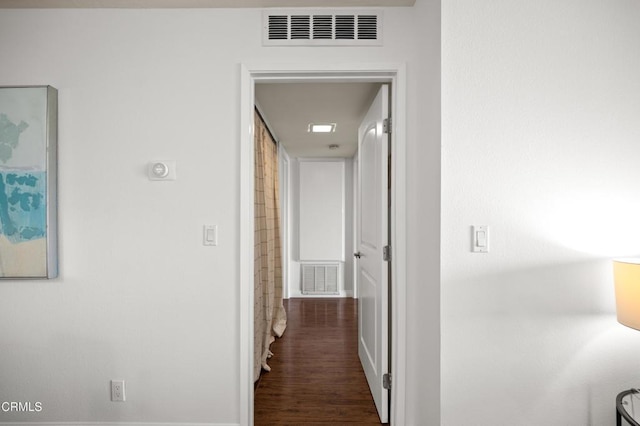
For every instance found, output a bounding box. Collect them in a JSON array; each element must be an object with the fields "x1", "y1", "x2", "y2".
[{"x1": 254, "y1": 298, "x2": 384, "y2": 425}]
